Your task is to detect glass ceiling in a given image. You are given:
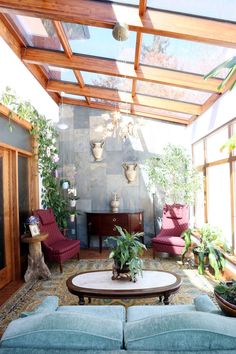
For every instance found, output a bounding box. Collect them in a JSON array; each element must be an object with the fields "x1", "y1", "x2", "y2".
[
  {"x1": 9, "y1": 15, "x2": 62, "y2": 51},
  {"x1": 46, "y1": 66, "x2": 77, "y2": 82},
  {"x1": 136, "y1": 81, "x2": 211, "y2": 104},
  {"x1": 62, "y1": 23, "x2": 136, "y2": 62},
  {"x1": 5, "y1": 2, "x2": 236, "y2": 124},
  {"x1": 81, "y1": 71, "x2": 133, "y2": 92},
  {"x1": 147, "y1": 0, "x2": 236, "y2": 23},
  {"x1": 140, "y1": 34, "x2": 236, "y2": 77}
]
